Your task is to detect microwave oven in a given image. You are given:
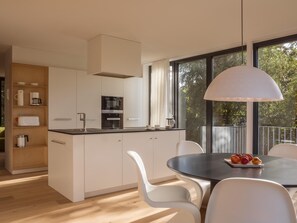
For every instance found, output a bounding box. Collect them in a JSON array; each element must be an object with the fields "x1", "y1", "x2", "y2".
[{"x1": 101, "y1": 96, "x2": 123, "y2": 112}]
